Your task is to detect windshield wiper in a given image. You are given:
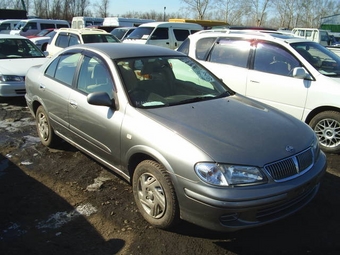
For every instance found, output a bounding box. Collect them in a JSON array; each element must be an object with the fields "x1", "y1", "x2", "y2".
[{"x1": 169, "y1": 95, "x2": 216, "y2": 106}]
